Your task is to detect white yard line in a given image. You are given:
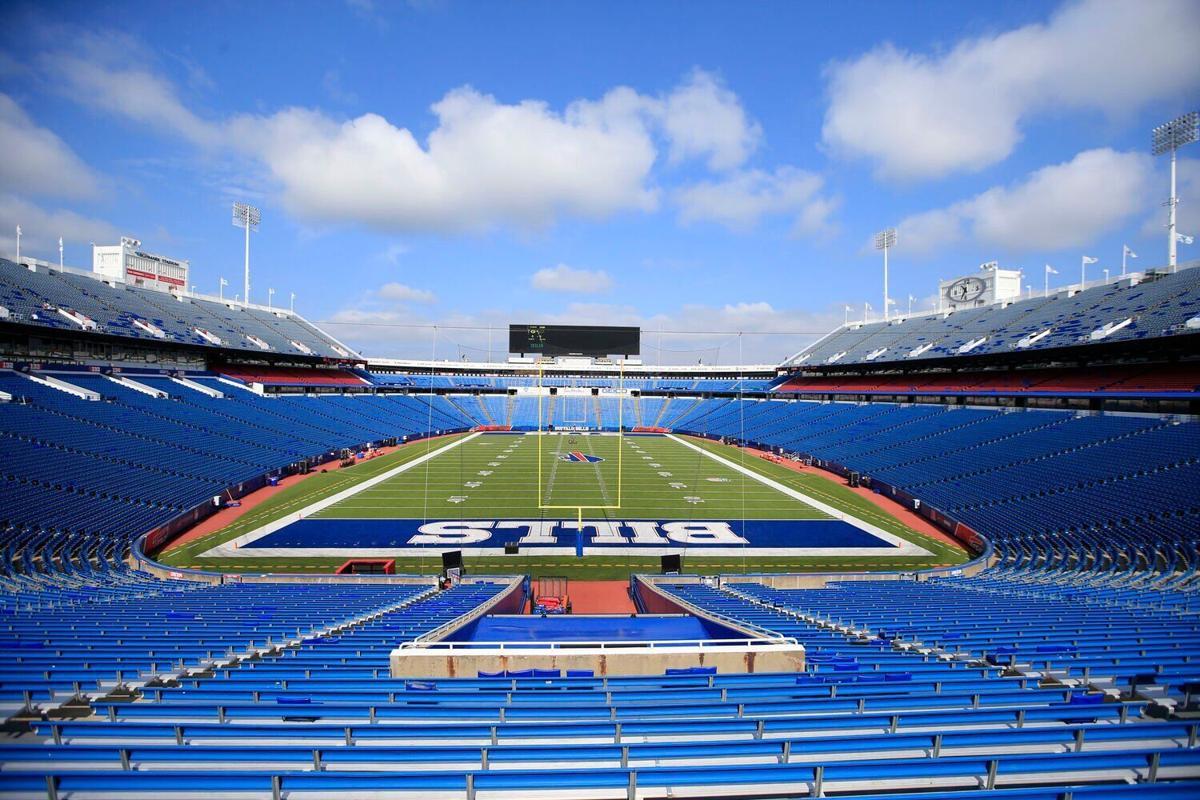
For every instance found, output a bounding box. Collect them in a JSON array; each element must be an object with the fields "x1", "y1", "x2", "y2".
[
  {"x1": 666, "y1": 434, "x2": 930, "y2": 556},
  {"x1": 201, "y1": 432, "x2": 482, "y2": 558},
  {"x1": 541, "y1": 432, "x2": 567, "y2": 505},
  {"x1": 585, "y1": 435, "x2": 612, "y2": 505}
]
